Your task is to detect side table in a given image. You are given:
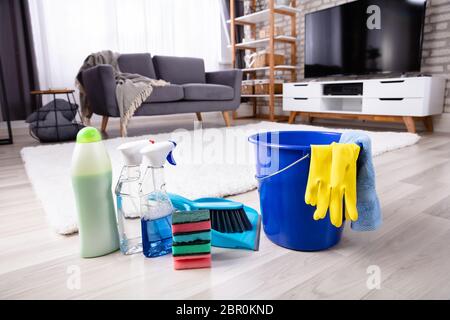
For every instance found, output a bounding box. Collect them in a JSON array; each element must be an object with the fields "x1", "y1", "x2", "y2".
[{"x1": 30, "y1": 89, "x2": 83, "y2": 142}]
